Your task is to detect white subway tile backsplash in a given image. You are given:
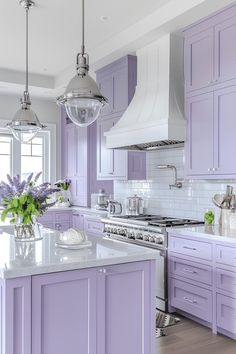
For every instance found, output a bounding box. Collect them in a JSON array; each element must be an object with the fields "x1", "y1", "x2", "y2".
[{"x1": 114, "y1": 148, "x2": 235, "y2": 222}]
